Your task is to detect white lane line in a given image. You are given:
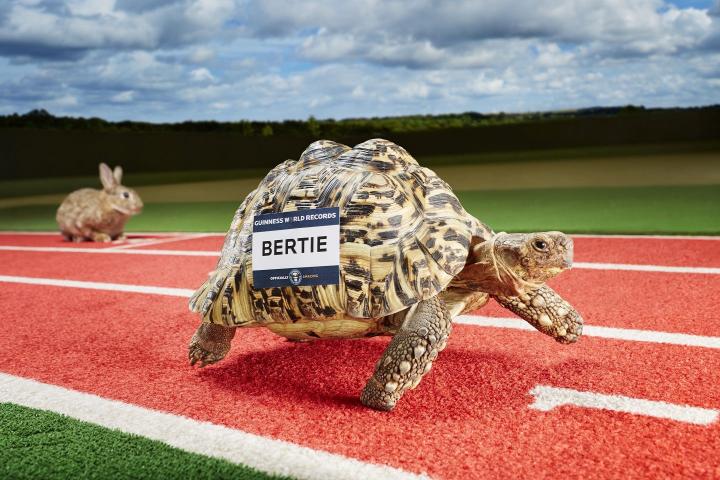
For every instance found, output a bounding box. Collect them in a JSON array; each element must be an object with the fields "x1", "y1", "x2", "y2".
[
  {"x1": 0, "y1": 231, "x2": 718, "y2": 240},
  {"x1": 0, "y1": 373, "x2": 426, "y2": 480},
  {"x1": 0, "y1": 245, "x2": 717, "y2": 274},
  {"x1": 529, "y1": 385, "x2": 719, "y2": 426},
  {"x1": 571, "y1": 234, "x2": 720, "y2": 240},
  {"x1": 0, "y1": 246, "x2": 218, "y2": 256},
  {"x1": 574, "y1": 261, "x2": 720, "y2": 275},
  {"x1": 456, "y1": 315, "x2": 720, "y2": 349},
  {"x1": 106, "y1": 234, "x2": 211, "y2": 250},
  {"x1": 2, "y1": 274, "x2": 720, "y2": 350},
  {"x1": 0, "y1": 230, "x2": 225, "y2": 237},
  {"x1": 0, "y1": 275, "x2": 195, "y2": 297}
]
